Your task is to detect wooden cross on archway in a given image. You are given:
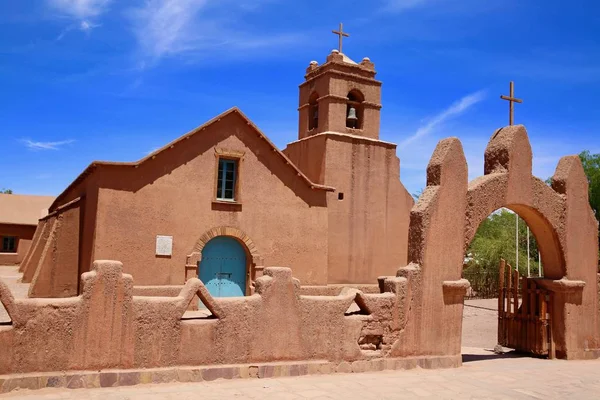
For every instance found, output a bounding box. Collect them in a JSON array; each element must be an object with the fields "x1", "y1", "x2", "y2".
[{"x1": 500, "y1": 81, "x2": 523, "y2": 126}]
